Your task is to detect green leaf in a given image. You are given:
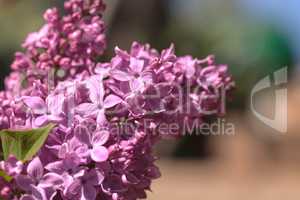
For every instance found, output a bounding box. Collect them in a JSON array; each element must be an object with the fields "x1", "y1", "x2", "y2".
[
  {"x1": 0, "y1": 170, "x2": 12, "y2": 182},
  {"x1": 0, "y1": 124, "x2": 55, "y2": 161}
]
